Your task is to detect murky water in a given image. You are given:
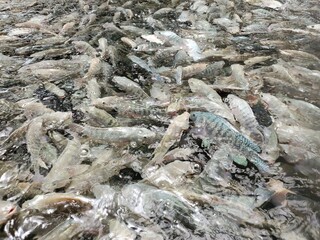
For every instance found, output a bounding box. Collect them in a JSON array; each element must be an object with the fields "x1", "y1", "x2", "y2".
[{"x1": 0, "y1": 0, "x2": 319, "y2": 239}]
